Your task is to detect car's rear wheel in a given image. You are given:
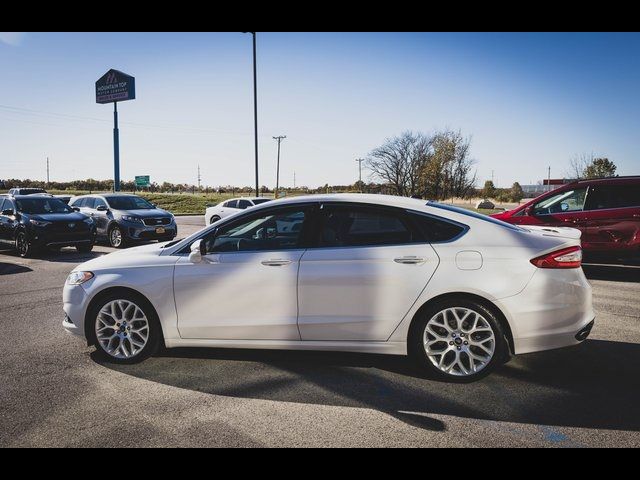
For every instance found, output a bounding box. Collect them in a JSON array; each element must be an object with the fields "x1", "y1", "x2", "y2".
[
  {"x1": 90, "y1": 292, "x2": 161, "y2": 364},
  {"x1": 409, "y1": 298, "x2": 507, "y2": 382},
  {"x1": 108, "y1": 225, "x2": 126, "y2": 249},
  {"x1": 15, "y1": 231, "x2": 36, "y2": 258},
  {"x1": 210, "y1": 215, "x2": 221, "y2": 225}
]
